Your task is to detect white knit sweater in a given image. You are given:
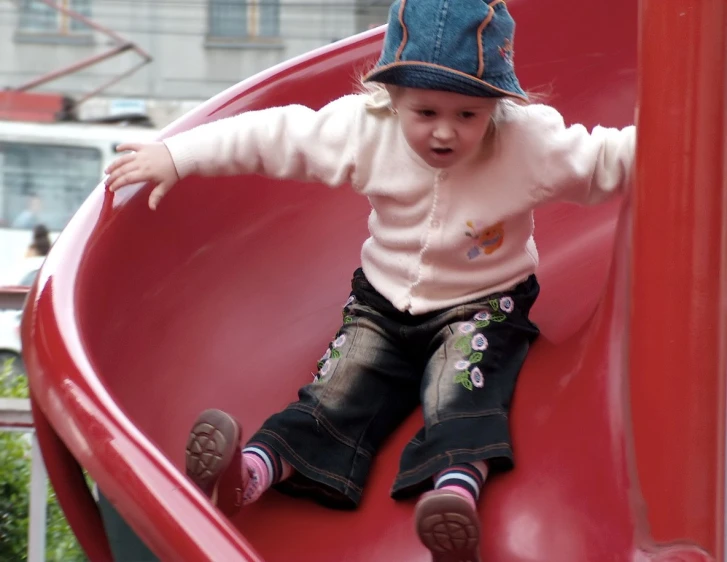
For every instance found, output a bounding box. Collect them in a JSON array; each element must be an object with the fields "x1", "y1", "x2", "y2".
[{"x1": 164, "y1": 94, "x2": 635, "y2": 314}]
